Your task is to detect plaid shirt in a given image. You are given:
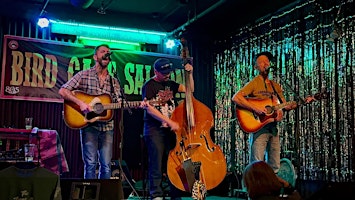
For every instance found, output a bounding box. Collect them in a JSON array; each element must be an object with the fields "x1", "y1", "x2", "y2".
[{"x1": 61, "y1": 66, "x2": 121, "y2": 131}]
